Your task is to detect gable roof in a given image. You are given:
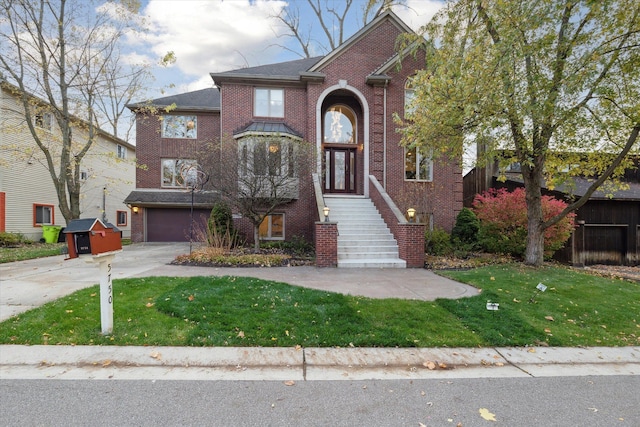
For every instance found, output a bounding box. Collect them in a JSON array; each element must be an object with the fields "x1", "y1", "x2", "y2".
[
  {"x1": 210, "y1": 56, "x2": 324, "y2": 85},
  {"x1": 210, "y1": 10, "x2": 416, "y2": 86},
  {"x1": 127, "y1": 87, "x2": 220, "y2": 112},
  {"x1": 63, "y1": 218, "x2": 120, "y2": 233},
  {"x1": 308, "y1": 10, "x2": 414, "y2": 73}
]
